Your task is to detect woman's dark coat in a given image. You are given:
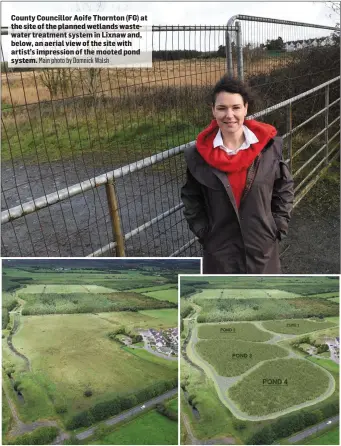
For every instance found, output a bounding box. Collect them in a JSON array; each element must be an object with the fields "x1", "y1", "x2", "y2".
[{"x1": 181, "y1": 137, "x2": 294, "y2": 274}]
